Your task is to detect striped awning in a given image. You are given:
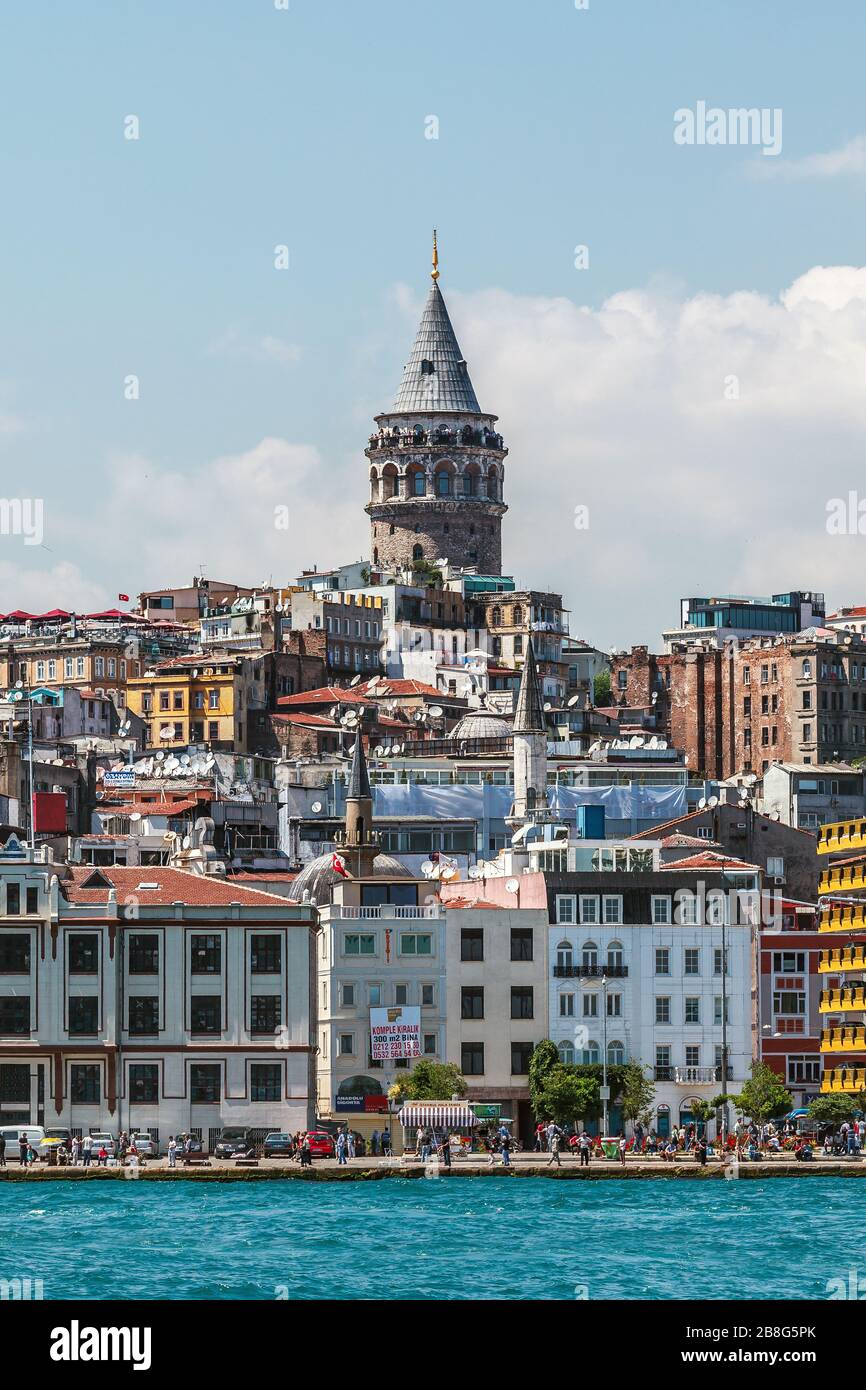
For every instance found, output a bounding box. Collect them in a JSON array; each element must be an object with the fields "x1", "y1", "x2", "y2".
[{"x1": 398, "y1": 1103, "x2": 480, "y2": 1129}]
